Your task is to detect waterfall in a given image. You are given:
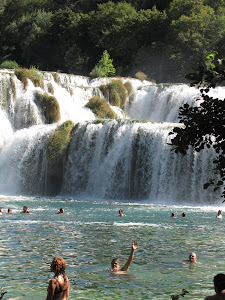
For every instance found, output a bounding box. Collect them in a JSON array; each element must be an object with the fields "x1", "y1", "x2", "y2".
[{"x1": 0, "y1": 69, "x2": 223, "y2": 203}]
